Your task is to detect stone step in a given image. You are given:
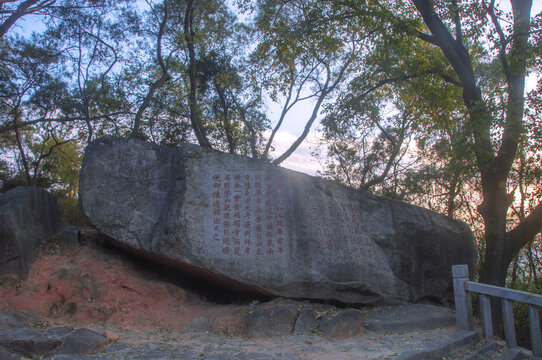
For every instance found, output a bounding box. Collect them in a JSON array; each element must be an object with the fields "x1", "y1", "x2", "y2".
[
  {"x1": 394, "y1": 329, "x2": 481, "y2": 359},
  {"x1": 447, "y1": 339, "x2": 536, "y2": 360}
]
